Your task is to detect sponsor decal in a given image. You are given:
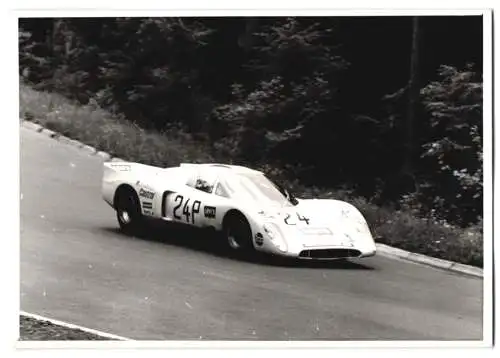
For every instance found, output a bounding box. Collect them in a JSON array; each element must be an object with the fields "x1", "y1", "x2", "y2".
[
  {"x1": 204, "y1": 206, "x2": 216, "y2": 218},
  {"x1": 254, "y1": 233, "x2": 264, "y2": 246},
  {"x1": 139, "y1": 188, "x2": 155, "y2": 200},
  {"x1": 142, "y1": 202, "x2": 153, "y2": 215}
]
